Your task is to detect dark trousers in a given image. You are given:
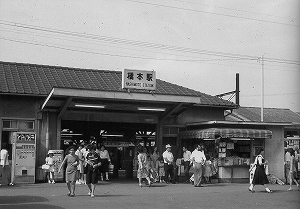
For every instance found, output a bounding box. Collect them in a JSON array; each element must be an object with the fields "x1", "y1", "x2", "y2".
[
  {"x1": 164, "y1": 163, "x2": 174, "y2": 183},
  {"x1": 183, "y1": 161, "x2": 191, "y2": 181}
]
